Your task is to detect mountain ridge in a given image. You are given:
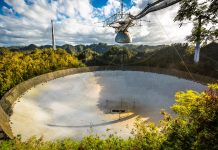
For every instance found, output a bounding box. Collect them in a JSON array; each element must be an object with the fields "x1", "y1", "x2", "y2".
[{"x1": 6, "y1": 43, "x2": 167, "y2": 53}]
